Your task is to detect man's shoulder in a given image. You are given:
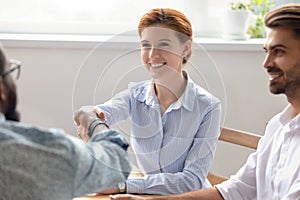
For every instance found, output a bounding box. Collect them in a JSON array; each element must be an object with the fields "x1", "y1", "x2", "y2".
[
  {"x1": 190, "y1": 84, "x2": 220, "y2": 106},
  {"x1": 0, "y1": 121, "x2": 76, "y2": 200},
  {"x1": 128, "y1": 80, "x2": 150, "y2": 91},
  {"x1": 127, "y1": 80, "x2": 152, "y2": 99},
  {"x1": 0, "y1": 121, "x2": 74, "y2": 150}
]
